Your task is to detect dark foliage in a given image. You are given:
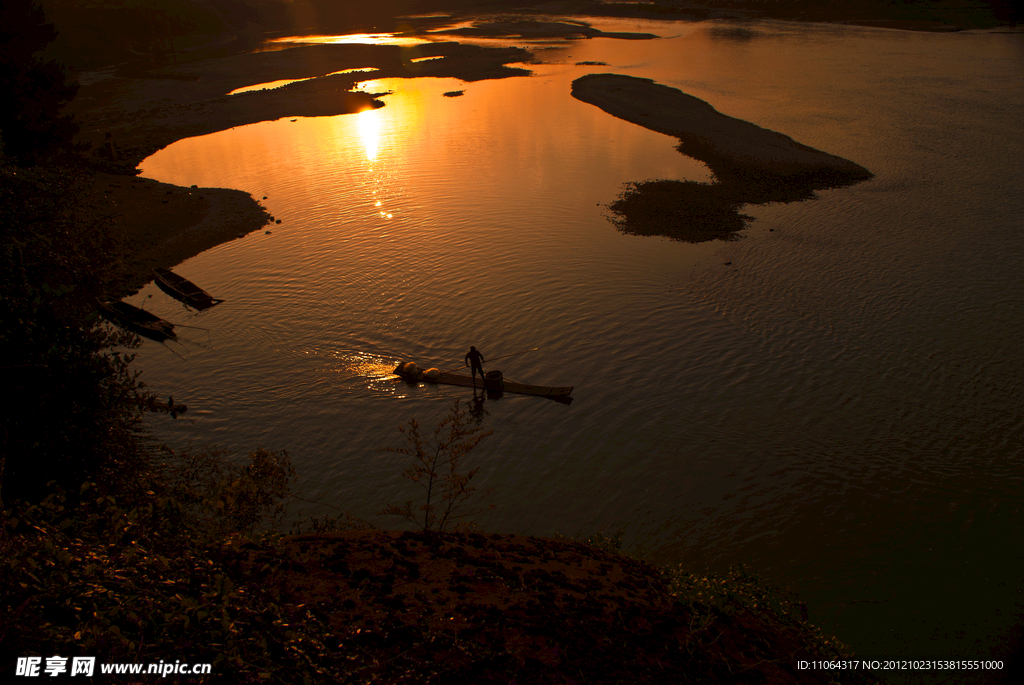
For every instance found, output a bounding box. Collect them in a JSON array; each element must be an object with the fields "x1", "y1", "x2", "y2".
[
  {"x1": 0, "y1": 457, "x2": 329, "y2": 684},
  {"x1": 0, "y1": 150, "x2": 348, "y2": 682},
  {"x1": 0, "y1": 1, "x2": 79, "y2": 165},
  {"x1": 0, "y1": 162, "x2": 154, "y2": 503},
  {"x1": 228, "y1": 530, "x2": 881, "y2": 684}
]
